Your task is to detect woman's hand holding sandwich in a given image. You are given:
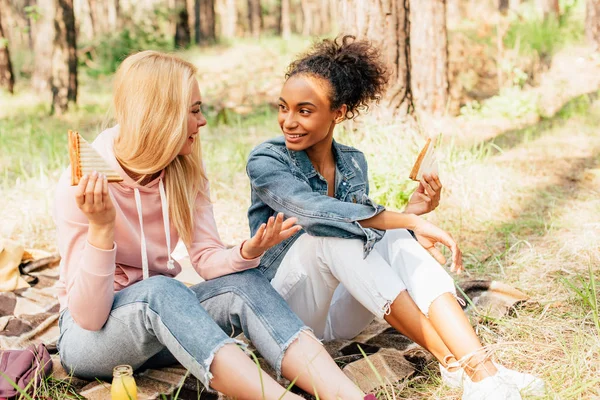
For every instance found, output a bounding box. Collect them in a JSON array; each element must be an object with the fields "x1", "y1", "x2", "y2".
[
  {"x1": 404, "y1": 173, "x2": 443, "y2": 215},
  {"x1": 74, "y1": 171, "x2": 116, "y2": 250}
]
